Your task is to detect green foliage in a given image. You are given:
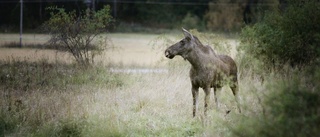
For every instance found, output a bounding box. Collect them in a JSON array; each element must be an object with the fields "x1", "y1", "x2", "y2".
[
  {"x1": 43, "y1": 6, "x2": 113, "y2": 66},
  {"x1": 232, "y1": 69, "x2": 320, "y2": 137},
  {"x1": 239, "y1": 0, "x2": 320, "y2": 68},
  {"x1": 236, "y1": 2, "x2": 320, "y2": 133}
]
